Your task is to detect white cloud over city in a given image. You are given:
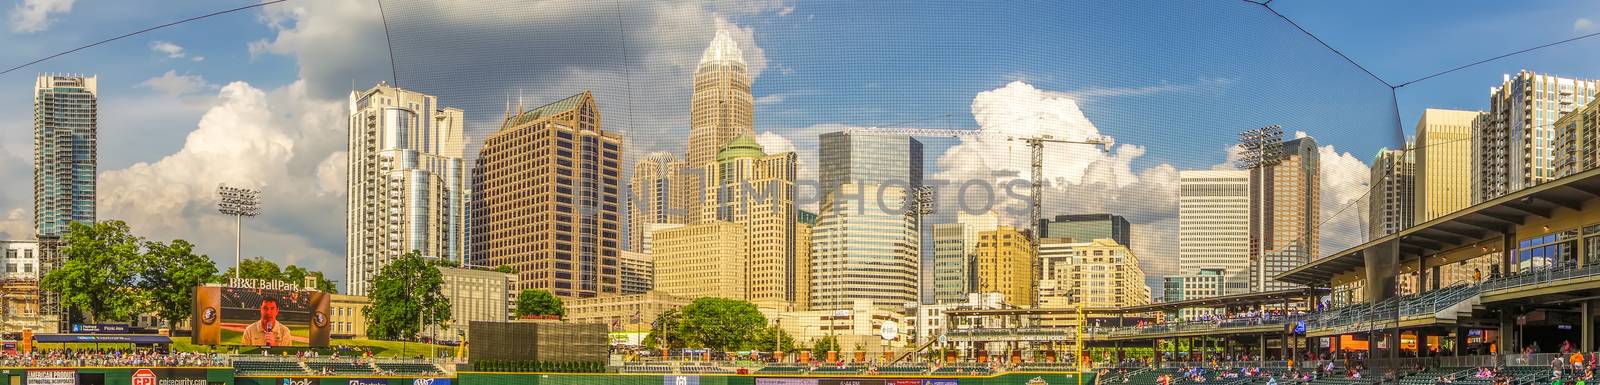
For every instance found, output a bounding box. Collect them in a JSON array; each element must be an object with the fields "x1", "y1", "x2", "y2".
[{"x1": 7, "y1": 0, "x2": 73, "y2": 33}]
